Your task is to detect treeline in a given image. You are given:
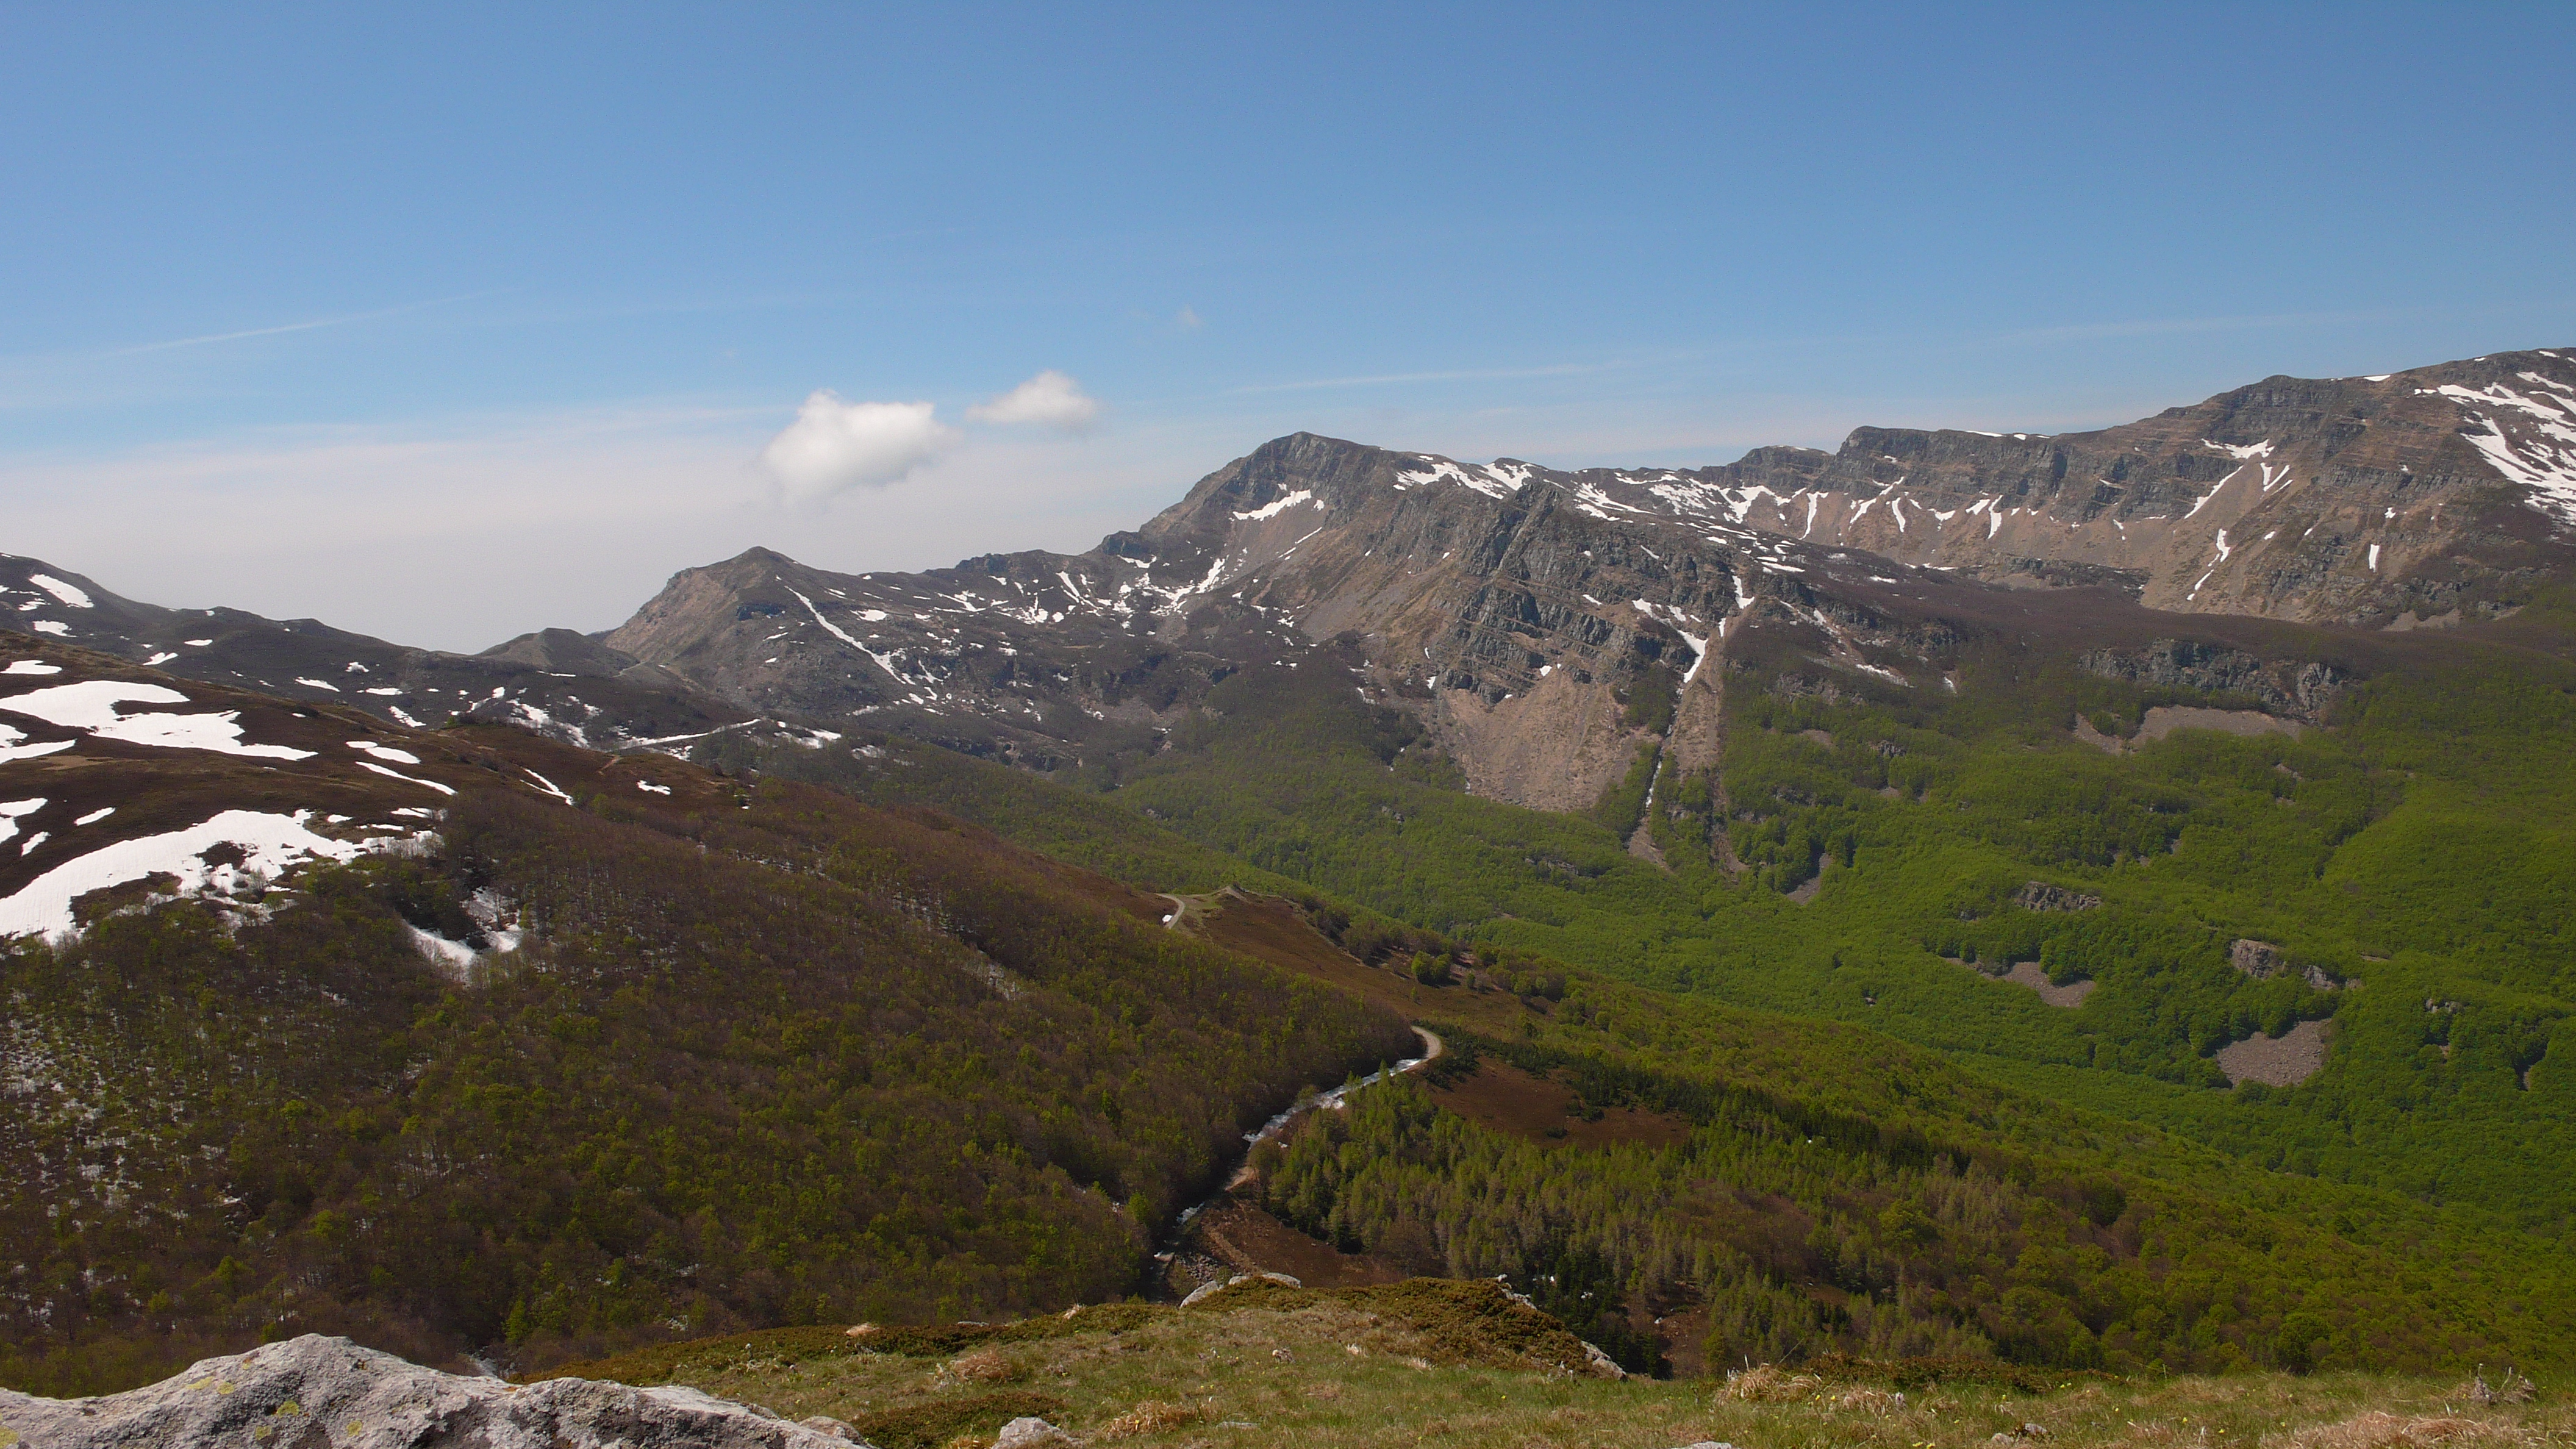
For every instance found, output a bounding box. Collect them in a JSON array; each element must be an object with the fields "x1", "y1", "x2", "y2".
[{"x1": 0, "y1": 776, "x2": 1412, "y2": 1394}]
